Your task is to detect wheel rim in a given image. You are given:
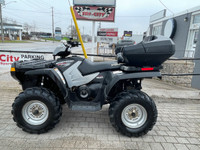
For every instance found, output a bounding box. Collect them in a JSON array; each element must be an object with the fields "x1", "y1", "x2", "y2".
[
  {"x1": 22, "y1": 100, "x2": 49, "y2": 126},
  {"x1": 121, "y1": 104, "x2": 147, "y2": 129}
]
